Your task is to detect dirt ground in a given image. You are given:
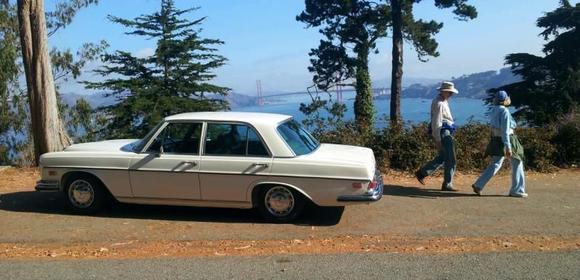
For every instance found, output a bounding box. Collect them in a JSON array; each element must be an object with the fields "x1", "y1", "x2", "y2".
[{"x1": 0, "y1": 168, "x2": 578, "y2": 260}]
